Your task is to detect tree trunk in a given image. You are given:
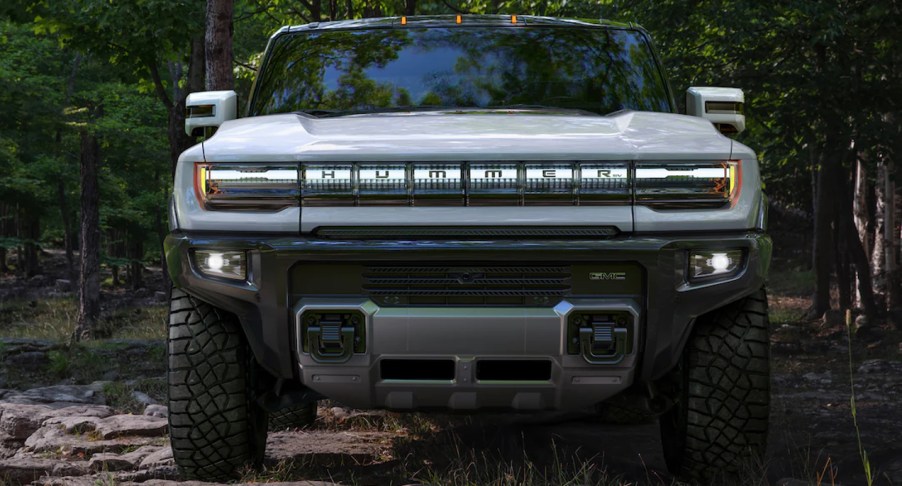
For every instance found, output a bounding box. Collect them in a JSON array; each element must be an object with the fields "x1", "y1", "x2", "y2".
[
  {"x1": 310, "y1": 0, "x2": 322, "y2": 21},
  {"x1": 810, "y1": 156, "x2": 835, "y2": 319},
  {"x1": 852, "y1": 157, "x2": 870, "y2": 308},
  {"x1": 0, "y1": 203, "x2": 7, "y2": 273},
  {"x1": 837, "y1": 165, "x2": 878, "y2": 320},
  {"x1": 21, "y1": 209, "x2": 40, "y2": 278},
  {"x1": 58, "y1": 53, "x2": 82, "y2": 282},
  {"x1": 129, "y1": 234, "x2": 144, "y2": 290},
  {"x1": 57, "y1": 178, "x2": 76, "y2": 281},
  {"x1": 887, "y1": 162, "x2": 900, "y2": 312},
  {"x1": 73, "y1": 129, "x2": 101, "y2": 343},
  {"x1": 205, "y1": 0, "x2": 234, "y2": 91},
  {"x1": 873, "y1": 162, "x2": 888, "y2": 298},
  {"x1": 835, "y1": 232, "x2": 852, "y2": 311}
]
